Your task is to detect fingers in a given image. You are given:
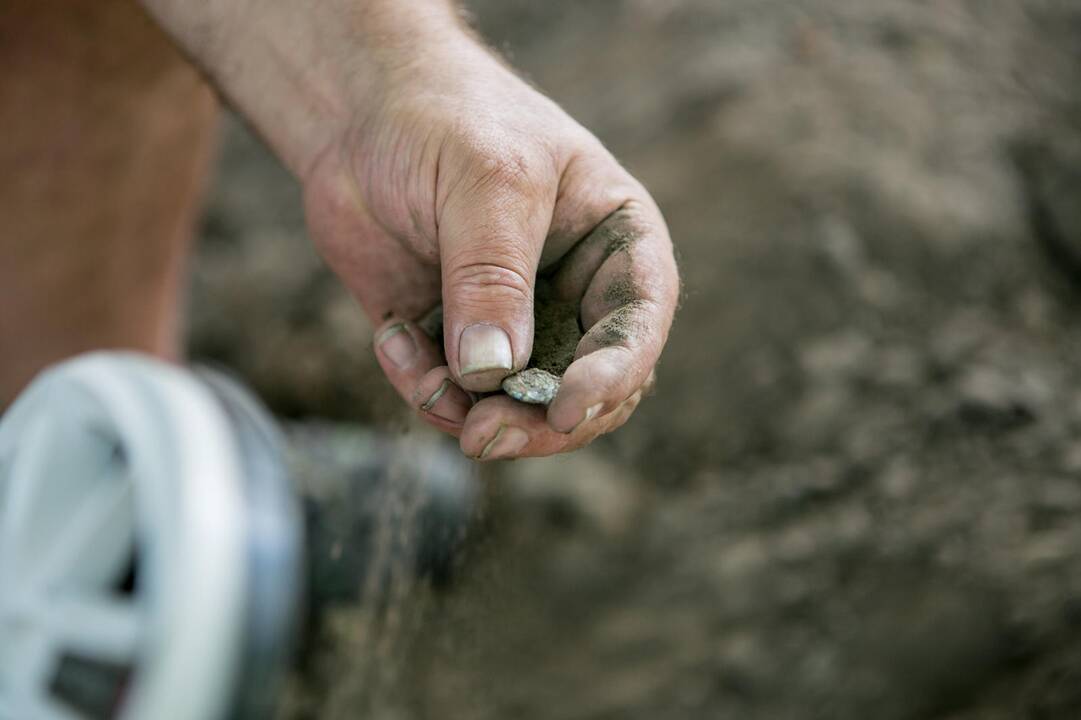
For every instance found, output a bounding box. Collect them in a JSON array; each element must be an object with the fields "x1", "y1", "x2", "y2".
[
  {"x1": 438, "y1": 148, "x2": 557, "y2": 393},
  {"x1": 373, "y1": 317, "x2": 474, "y2": 434},
  {"x1": 546, "y1": 201, "x2": 679, "y2": 433},
  {"x1": 460, "y1": 388, "x2": 643, "y2": 461},
  {"x1": 411, "y1": 366, "x2": 475, "y2": 436},
  {"x1": 308, "y1": 159, "x2": 467, "y2": 432},
  {"x1": 304, "y1": 151, "x2": 441, "y2": 321}
]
